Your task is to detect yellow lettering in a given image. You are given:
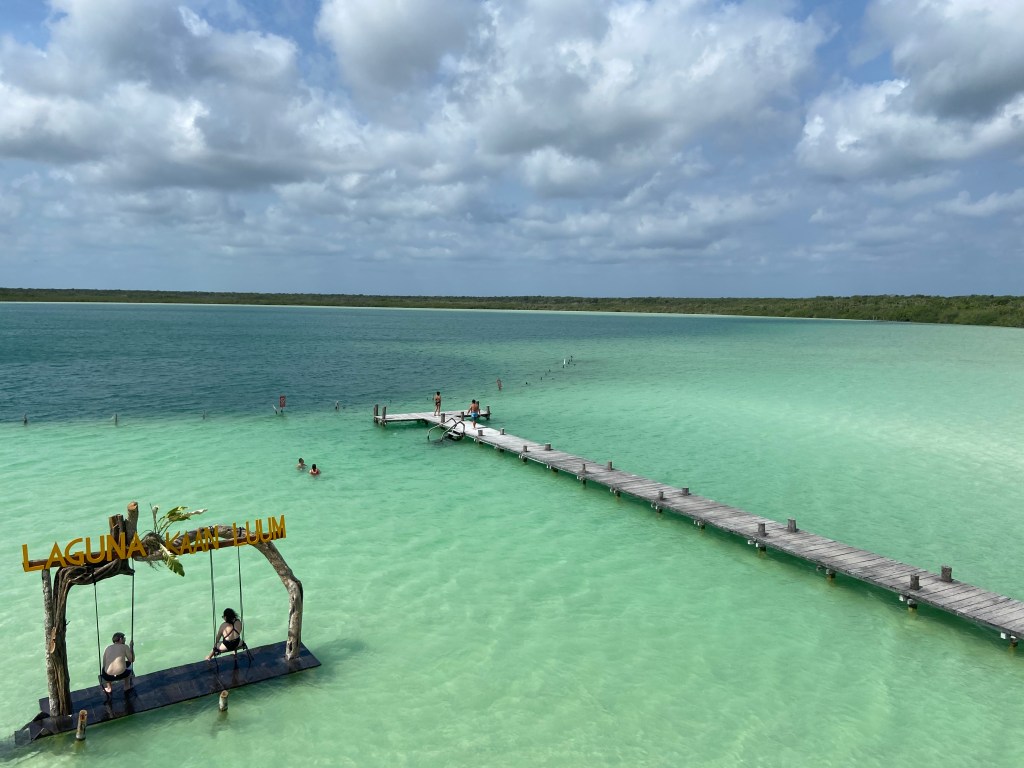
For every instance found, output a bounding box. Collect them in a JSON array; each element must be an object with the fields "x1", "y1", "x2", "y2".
[
  {"x1": 64, "y1": 538, "x2": 85, "y2": 566},
  {"x1": 85, "y1": 536, "x2": 107, "y2": 564},
  {"x1": 258, "y1": 518, "x2": 274, "y2": 544},
  {"x1": 125, "y1": 533, "x2": 146, "y2": 560},
  {"x1": 22, "y1": 544, "x2": 43, "y2": 572},
  {"x1": 244, "y1": 521, "x2": 260, "y2": 545},
  {"x1": 231, "y1": 523, "x2": 242, "y2": 547},
  {"x1": 269, "y1": 515, "x2": 286, "y2": 540},
  {"x1": 164, "y1": 531, "x2": 182, "y2": 556},
  {"x1": 107, "y1": 533, "x2": 127, "y2": 560},
  {"x1": 44, "y1": 543, "x2": 67, "y2": 570}
]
